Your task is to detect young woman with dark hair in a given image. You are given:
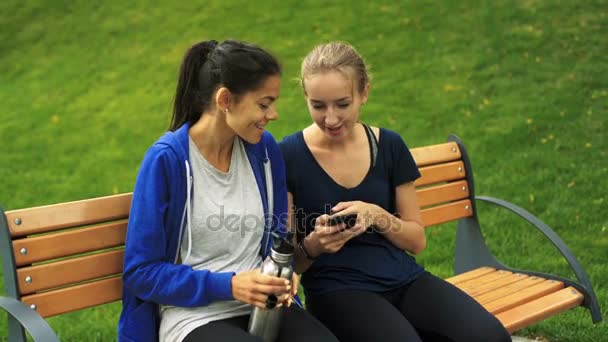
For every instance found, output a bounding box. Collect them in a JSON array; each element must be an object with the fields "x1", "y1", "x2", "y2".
[{"x1": 118, "y1": 39, "x2": 337, "y2": 342}]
